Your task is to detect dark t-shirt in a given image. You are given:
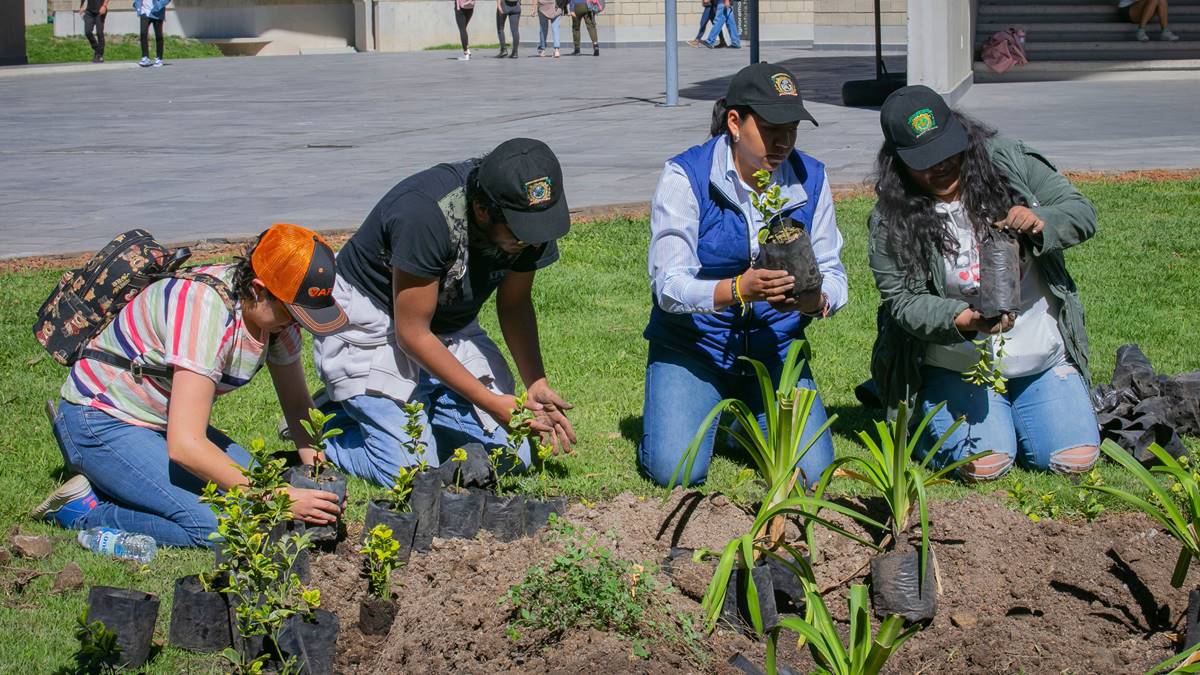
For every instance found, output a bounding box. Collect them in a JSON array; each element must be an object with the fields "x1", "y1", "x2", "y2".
[
  {"x1": 84, "y1": 0, "x2": 105, "y2": 12},
  {"x1": 336, "y1": 159, "x2": 559, "y2": 335}
]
